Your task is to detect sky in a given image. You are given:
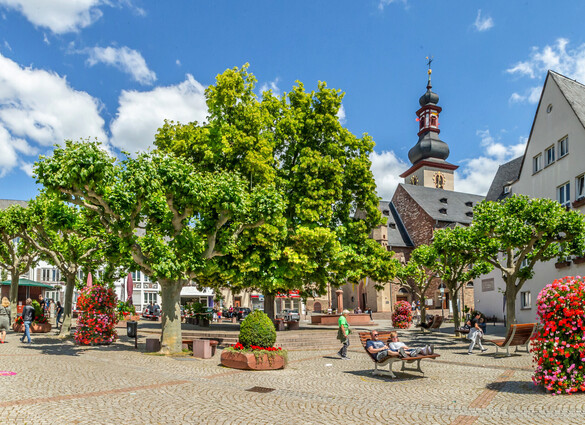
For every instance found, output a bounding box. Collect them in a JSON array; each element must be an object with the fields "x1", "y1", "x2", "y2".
[{"x1": 1, "y1": 0, "x2": 585, "y2": 201}]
